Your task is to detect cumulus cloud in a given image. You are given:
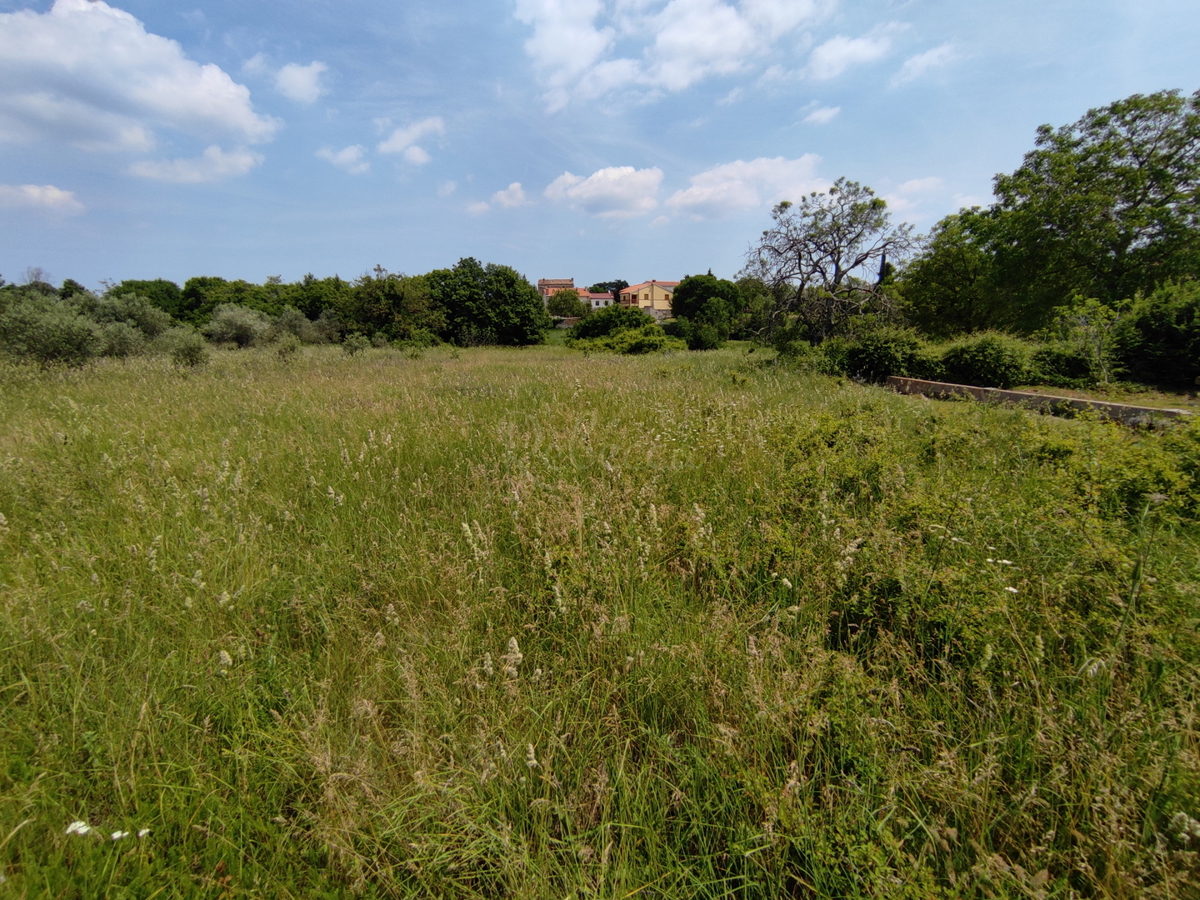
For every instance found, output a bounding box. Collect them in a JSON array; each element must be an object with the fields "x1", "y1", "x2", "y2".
[
  {"x1": 0, "y1": 183, "x2": 85, "y2": 215},
  {"x1": 665, "y1": 155, "x2": 826, "y2": 218},
  {"x1": 883, "y1": 176, "x2": 942, "y2": 214},
  {"x1": 129, "y1": 145, "x2": 263, "y2": 183},
  {"x1": 802, "y1": 105, "x2": 839, "y2": 124},
  {"x1": 378, "y1": 116, "x2": 444, "y2": 164},
  {"x1": 0, "y1": 0, "x2": 278, "y2": 151},
  {"x1": 275, "y1": 61, "x2": 328, "y2": 103},
  {"x1": 891, "y1": 43, "x2": 956, "y2": 86},
  {"x1": 516, "y1": 0, "x2": 829, "y2": 111},
  {"x1": 466, "y1": 182, "x2": 530, "y2": 215},
  {"x1": 544, "y1": 166, "x2": 663, "y2": 218},
  {"x1": 807, "y1": 28, "x2": 895, "y2": 81},
  {"x1": 317, "y1": 144, "x2": 369, "y2": 174}
]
